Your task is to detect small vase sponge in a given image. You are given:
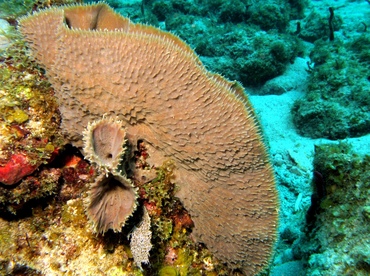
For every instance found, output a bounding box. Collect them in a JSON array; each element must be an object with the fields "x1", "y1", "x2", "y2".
[
  {"x1": 86, "y1": 172, "x2": 138, "y2": 233},
  {"x1": 83, "y1": 117, "x2": 127, "y2": 173}
]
